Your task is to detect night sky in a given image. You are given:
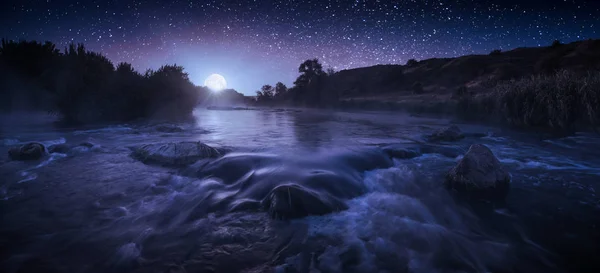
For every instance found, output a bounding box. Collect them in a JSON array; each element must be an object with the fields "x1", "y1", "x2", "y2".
[{"x1": 1, "y1": 0, "x2": 599, "y2": 95}]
